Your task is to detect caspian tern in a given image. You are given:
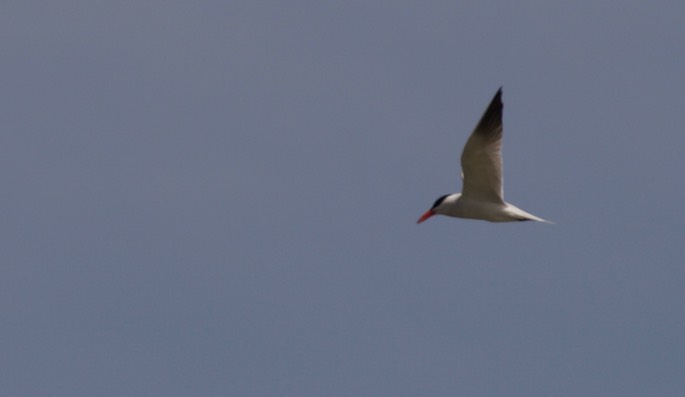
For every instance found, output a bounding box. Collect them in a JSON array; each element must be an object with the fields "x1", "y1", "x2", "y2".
[{"x1": 417, "y1": 88, "x2": 550, "y2": 224}]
